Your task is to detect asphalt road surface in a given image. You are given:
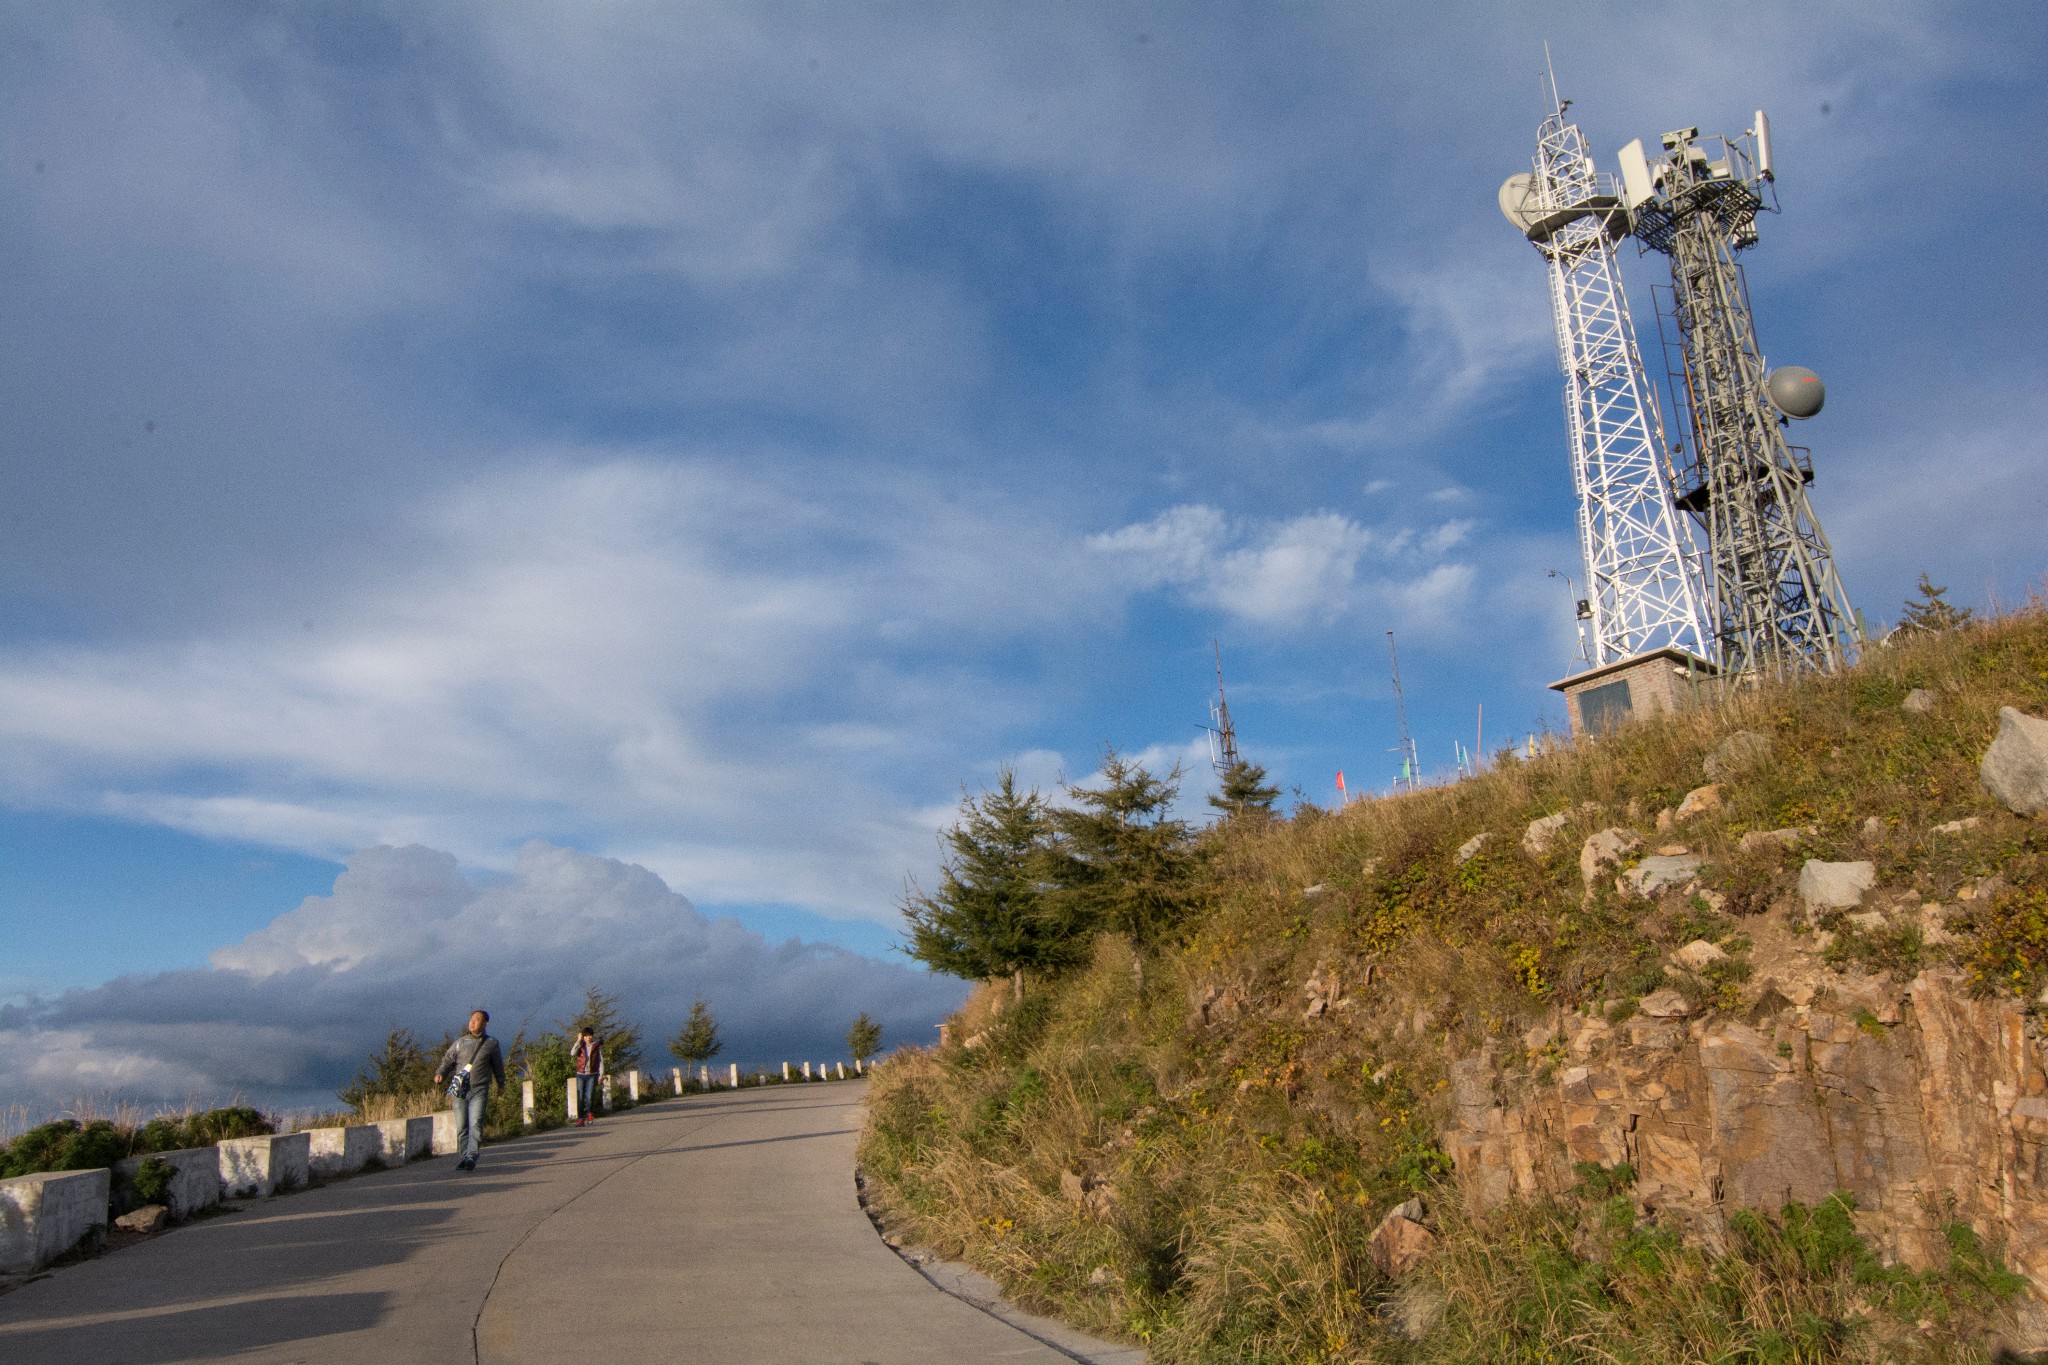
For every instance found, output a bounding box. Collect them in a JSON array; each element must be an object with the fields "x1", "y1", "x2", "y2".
[{"x1": 0, "y1": 1082, "x2": 1130, "y2": 1364}]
